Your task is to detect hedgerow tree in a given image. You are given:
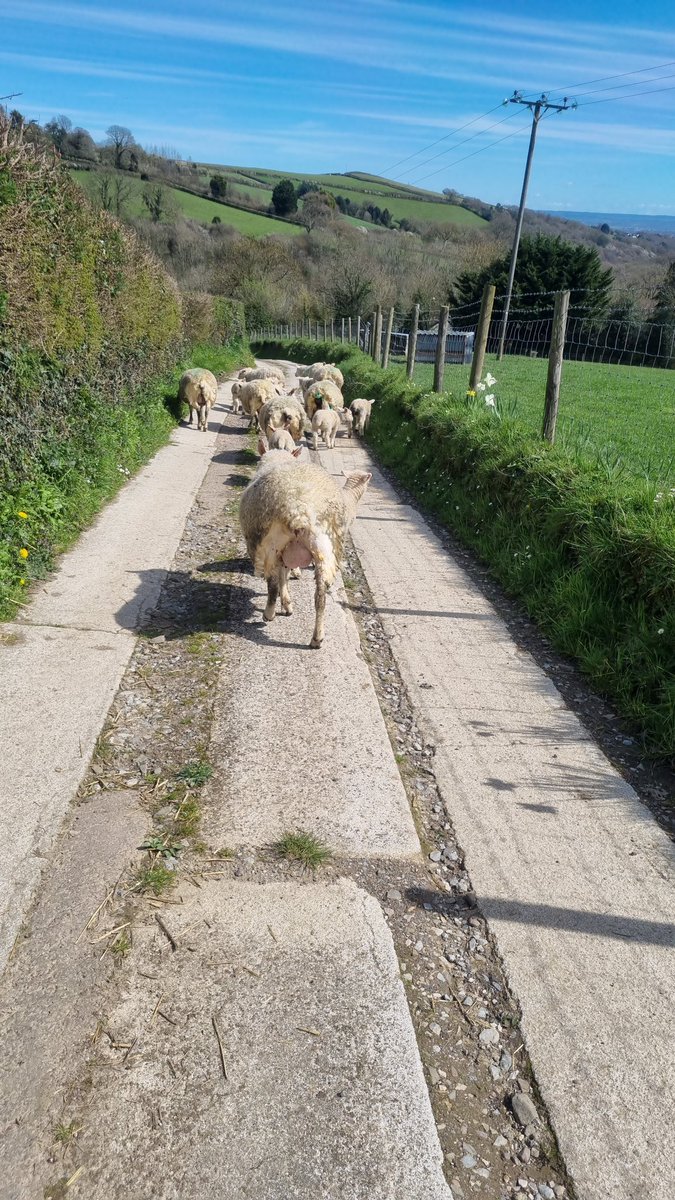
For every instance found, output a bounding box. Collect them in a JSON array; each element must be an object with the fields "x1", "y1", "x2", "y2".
[
  {"x1": 452, "y1": 234, "x2": 613, "y2": 322},
  {"x1": 271, "y1": 178, "x2": 297, "y2": 216},
  {"x1": 105, "y1": 124, "x2": 135, "y2": 169},
  {"x1": 209, "y1": 174, "x2": 228, "y2": 199}
]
